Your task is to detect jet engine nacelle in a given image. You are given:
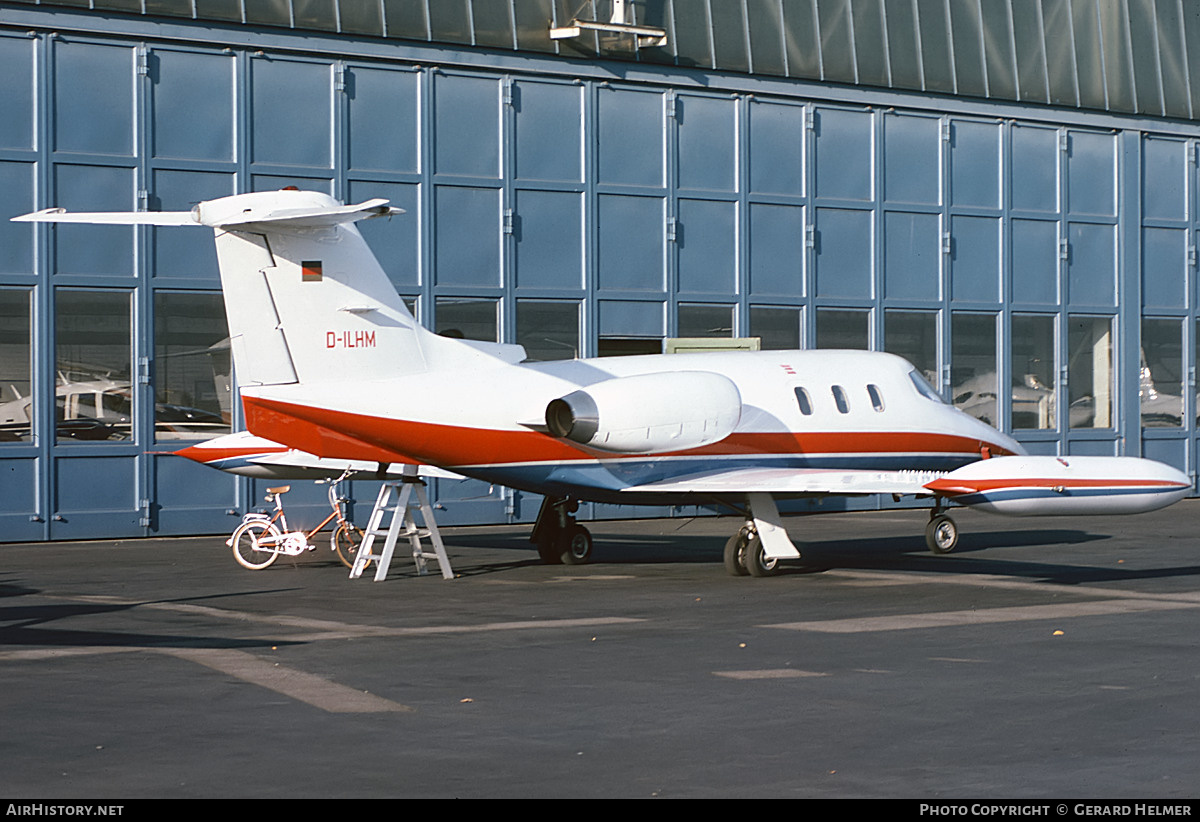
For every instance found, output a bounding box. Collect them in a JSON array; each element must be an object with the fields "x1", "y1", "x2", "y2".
[
  {"x1": 924, "y1": 455, "x2": 1191, "y2": 516},
  {"x1": 545, "y1": 371, "x2": 741, "y2": 454}
]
